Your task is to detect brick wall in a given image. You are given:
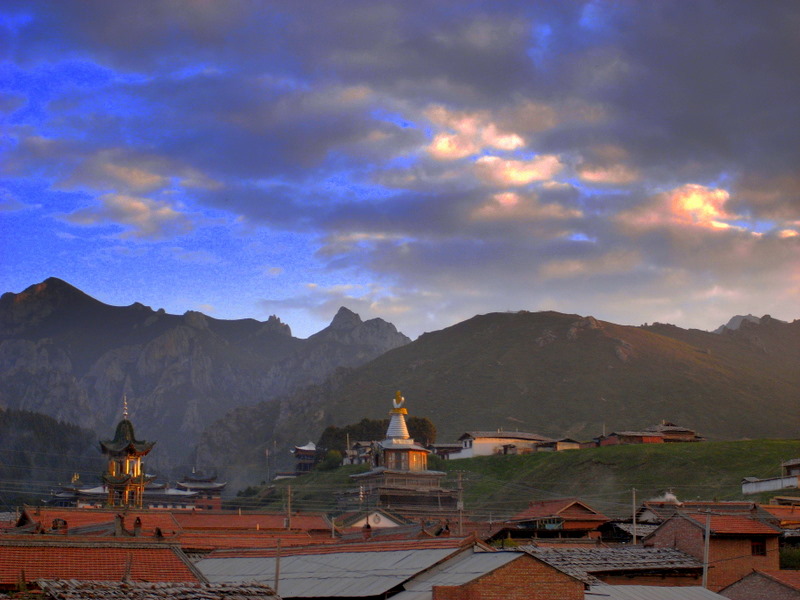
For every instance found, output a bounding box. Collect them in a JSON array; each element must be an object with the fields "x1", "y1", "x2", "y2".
[
  {"x1": 645, "y1": 517, "x2": 780, "y2": 592},
  {"x1": 720, "y1": 572, "x2": 800, "y2": 600},
  {"x1": 707, "y1": 536, "x2": 779, "y2": 592},
  {"x1": 432, "y1": 554, "x2": 584, "y2": 600}
]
